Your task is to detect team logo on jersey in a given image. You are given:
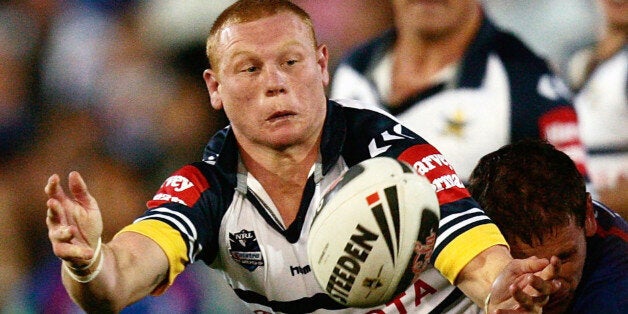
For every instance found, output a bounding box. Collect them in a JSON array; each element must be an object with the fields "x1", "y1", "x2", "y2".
[
  {"x1": 442, "y1": 108, "x2": 468, "y2": 138},
  {"x1": 229, "y1": 230, "x2": 264, "y2": 271}
]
